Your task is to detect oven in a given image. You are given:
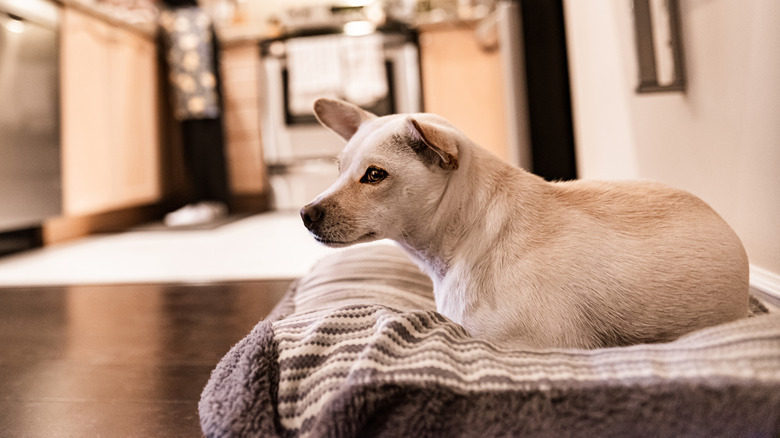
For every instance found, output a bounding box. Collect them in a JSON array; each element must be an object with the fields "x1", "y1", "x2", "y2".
[{"x1": 259, "y1": 26, "x2": 421, "y2": 210}]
